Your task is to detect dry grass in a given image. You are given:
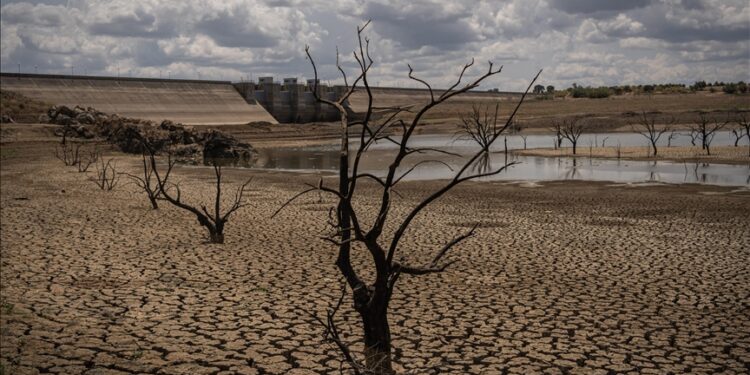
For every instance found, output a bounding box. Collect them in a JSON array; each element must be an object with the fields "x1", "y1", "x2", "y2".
[
  {"x1": 0, "y1": 90, "x2": 51, "y2": 123},
  {"x1": 348, "y1": 89, "x2": 750, "y2": 132}
]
